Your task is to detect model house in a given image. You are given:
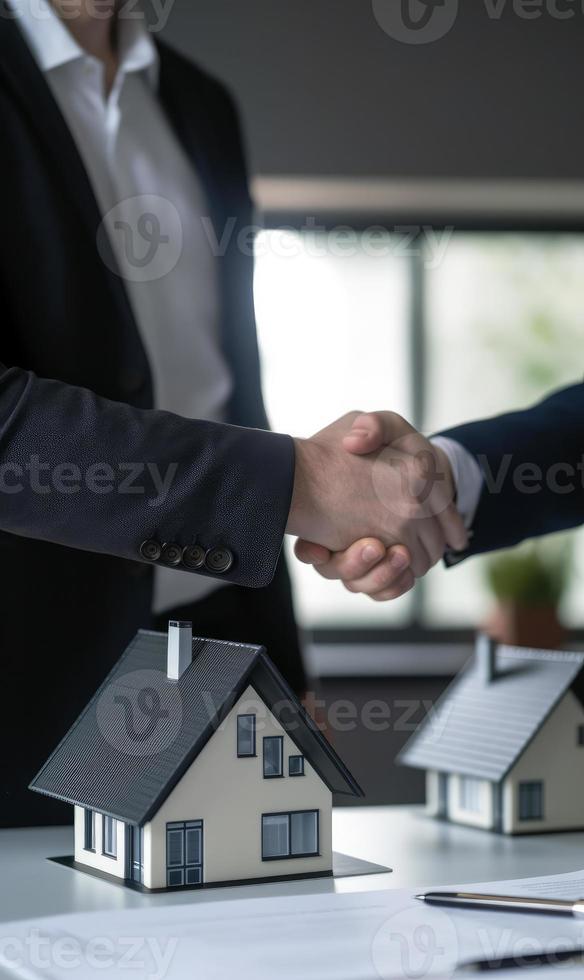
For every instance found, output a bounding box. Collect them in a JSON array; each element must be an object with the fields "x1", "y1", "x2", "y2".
[
  {"x1": 399, "y1": 634, "x2": 584, "y2": 834},
  {"x1": 30, "y1": 621, "x2": 362, "y2": 890}
]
